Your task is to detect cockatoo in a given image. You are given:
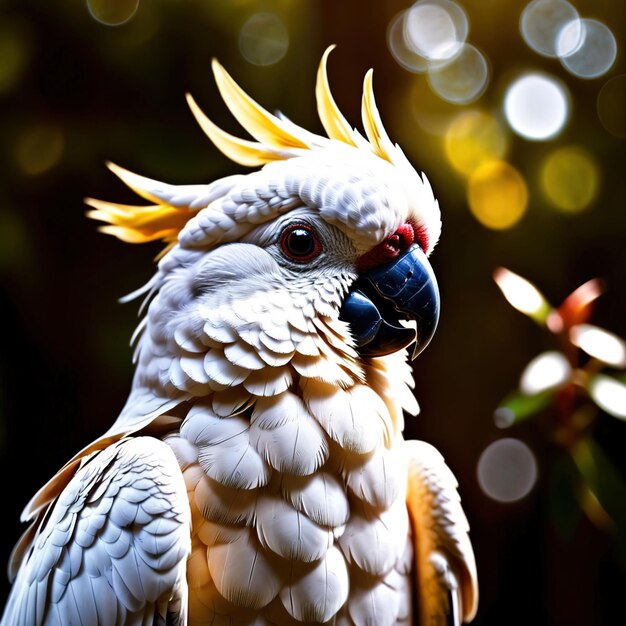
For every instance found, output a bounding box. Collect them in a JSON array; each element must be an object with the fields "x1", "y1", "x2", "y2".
[{"x1": 1, "y1": 47, "x2": 478, "y2": 625}]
